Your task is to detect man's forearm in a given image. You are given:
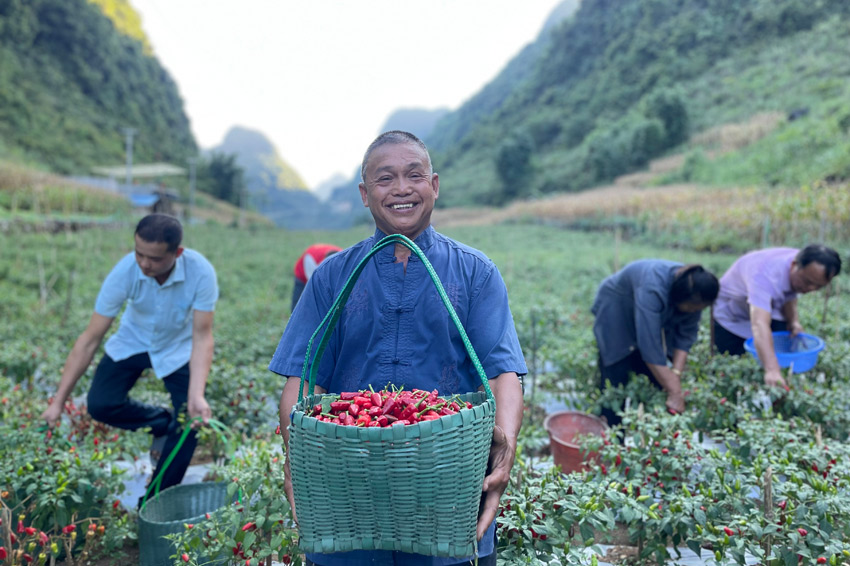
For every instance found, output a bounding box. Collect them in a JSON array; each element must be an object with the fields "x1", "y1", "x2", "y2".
[
  {"x1": 188, "y1": 333, "x2": 214, "y2": 400},
  {"x1": 53, "y1": 340, "x2": 99, "y2": 405},
  {"x1": 489, "y1": 372, "x2": 523, "y2": 450}
]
